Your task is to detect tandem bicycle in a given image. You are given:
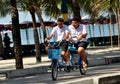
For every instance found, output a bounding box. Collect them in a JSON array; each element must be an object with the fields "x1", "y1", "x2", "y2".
[{"x1": 47, "y1": 41, "x2": 88, "y2": 81}]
